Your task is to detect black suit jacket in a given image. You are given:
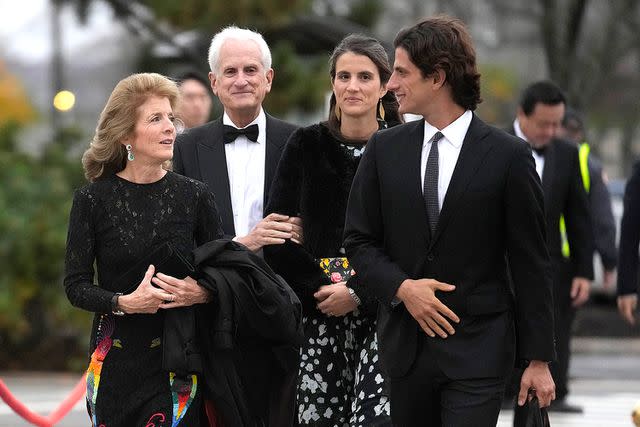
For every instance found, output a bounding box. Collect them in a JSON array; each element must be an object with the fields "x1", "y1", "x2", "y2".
[
  {"x1": 173, "y1": 114, "x2": 298, "y2": 236},
  {"x1": 344, "y1": 115, "x2": 555, "y2": 380},
  {"x1": 617, "y1": 160, "x2": 640, "y2": 296},
  {"x1": 507, "y1": 128, "x2": 594, "y2": 282}
]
